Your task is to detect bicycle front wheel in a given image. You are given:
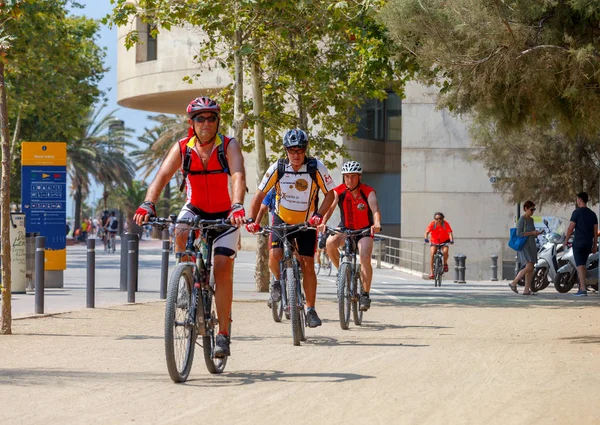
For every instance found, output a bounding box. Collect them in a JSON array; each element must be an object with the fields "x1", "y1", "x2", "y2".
[
  {"x1": 286, "y1": 266, "x2": 302, "y2": 346},
  {"x1": 164, "y1": 263, "x2": 196, "y2": 383},
  {"x1": 337, "y1": 262, "x2": 351, "y2": 330},
  {"x1": 434, "y1": 255, "x2": 443, "y2": 287},
  {"x1": 352, "y1": 265, "x2": 363, "y2": 326},
  {"x1": 202, "y1": 289, "x2": 230, "y2": 374}
]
